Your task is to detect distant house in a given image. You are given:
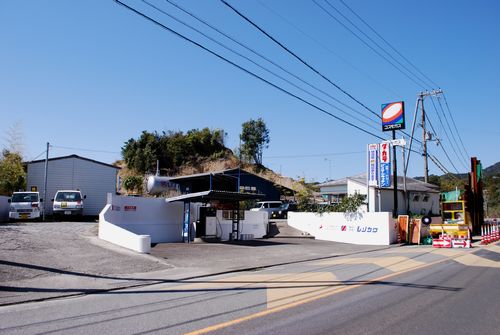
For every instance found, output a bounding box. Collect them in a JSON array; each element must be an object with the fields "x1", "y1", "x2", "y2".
[
  {"x1": 318, "y1": 173, "x2": 440, "y2": 216},
  {"x1": 27, "y1": 155, "x2": 120, "y2": 216}
]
